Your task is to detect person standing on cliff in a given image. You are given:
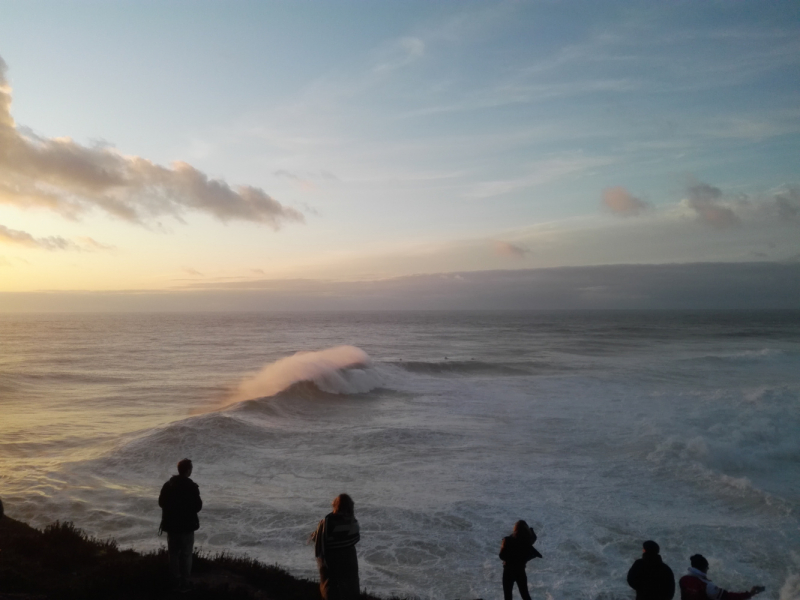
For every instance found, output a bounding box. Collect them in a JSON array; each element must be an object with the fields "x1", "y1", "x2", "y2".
[
  {"x1": 312, "y1": 493, "x2": 361, "y2": 600},
  {"x1": 158, "y1": 458, "x2": 202, "y2": 592},
  {"x1": 627, "y1": 540, "x2": 675, "y2": 600},
  {"x1": 499, "y1": 520, "x2": 542, "y2": 600},
  {"x1": 679, "y1": 554, "x2": 764, "y2": 600}
]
